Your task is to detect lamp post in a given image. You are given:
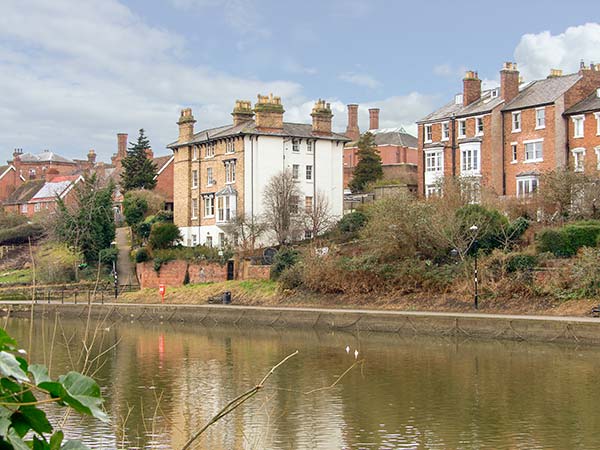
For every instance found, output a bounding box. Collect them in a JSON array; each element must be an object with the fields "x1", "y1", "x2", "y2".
[
  {"x1": 469, "y1": 225, "x2": 479, "y2": 310},
  {"x1": 111, "y1": 241, "x2": 118, "y2": 300}
]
